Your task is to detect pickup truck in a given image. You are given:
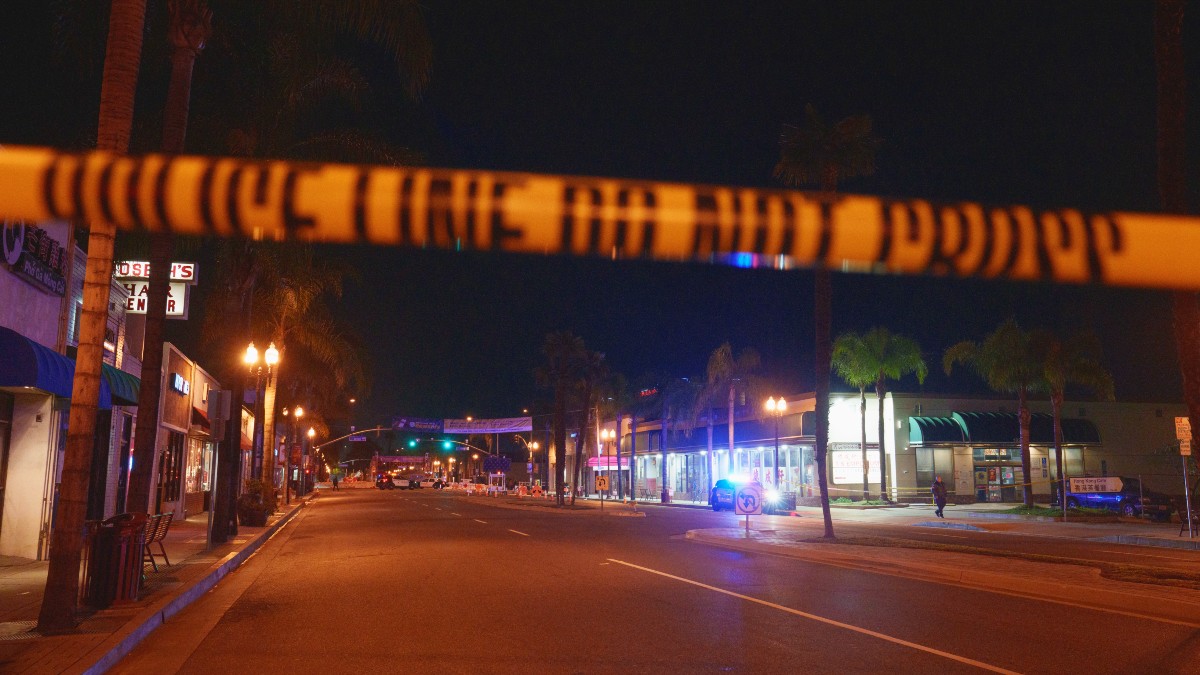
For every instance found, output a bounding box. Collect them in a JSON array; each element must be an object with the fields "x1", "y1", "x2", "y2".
[{"x1": 1066, "y1": 476, "x2": 1174, "y2": 522}]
